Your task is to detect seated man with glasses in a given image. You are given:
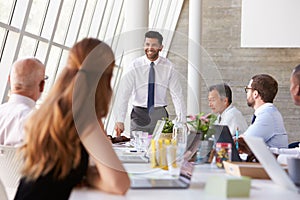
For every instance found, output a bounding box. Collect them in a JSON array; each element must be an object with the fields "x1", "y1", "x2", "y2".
[
  {"x1": 0, "y1": 58, "x2": 46, "y2": 146},
  {"x1": 238, "y1": 74, "x2": 288, "y2": 157}
]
